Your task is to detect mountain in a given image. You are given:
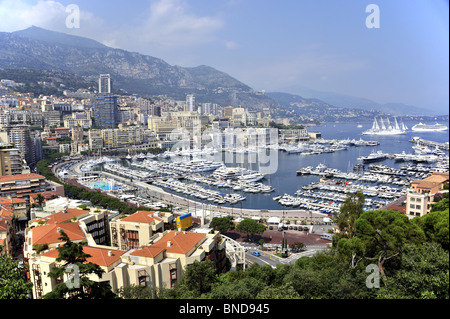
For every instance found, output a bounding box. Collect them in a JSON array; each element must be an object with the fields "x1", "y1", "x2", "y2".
[
  {"x1": 286, "y1": 86, "x2": 432, "y2": 116},
  {"x1": 267, "y1": 92, "x2": 384, "y2": 122},
  {"x1": 0, "y1": 26, "x2": 278, "y2": 109}
]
